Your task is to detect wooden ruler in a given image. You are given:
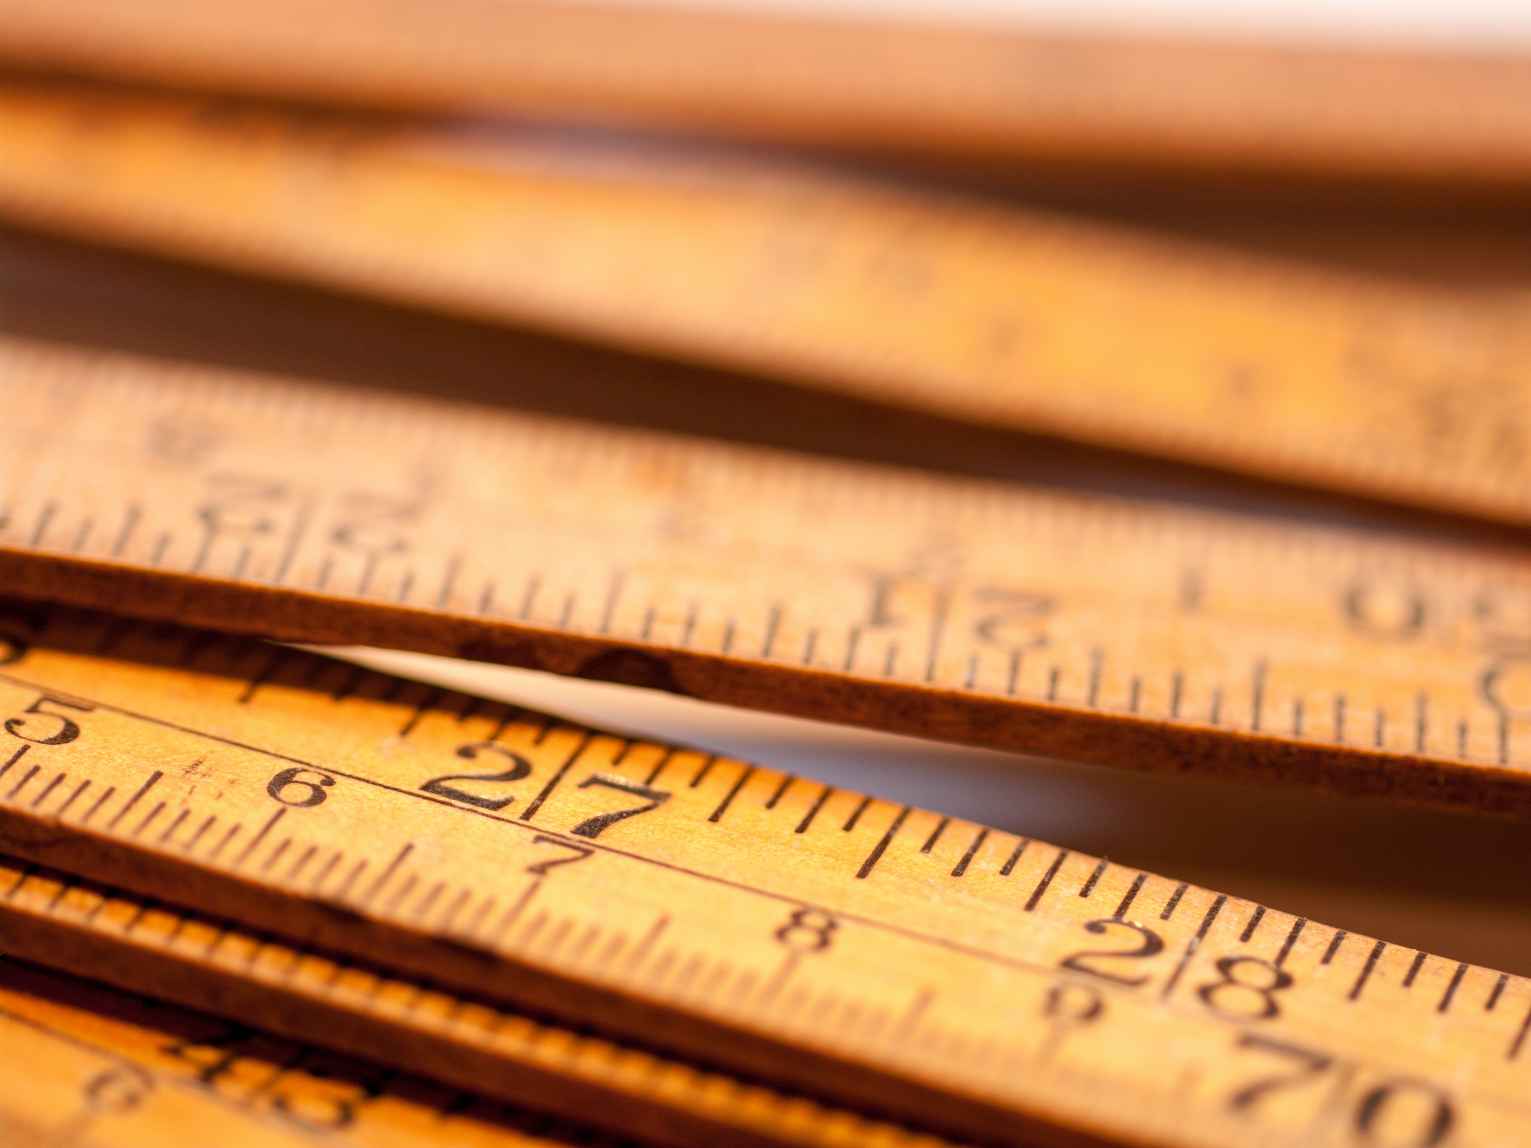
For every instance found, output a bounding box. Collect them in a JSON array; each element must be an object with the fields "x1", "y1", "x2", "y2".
[
  {"x1": 3, "y1": 1, "x2": 1531, "y2": 183},
  {"x1": 0, "y1": 959, "x2": 632, "y2": 1148},
  {"x1": 6, "y1": 338, "x2": 1531, "y2": 814},
  {"x1": 1, "y1": 80, "x2": 1530, "y2": 526},
  {"x1": 0, "y1": 603, "x2": 1525, "y2": 1148}
]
